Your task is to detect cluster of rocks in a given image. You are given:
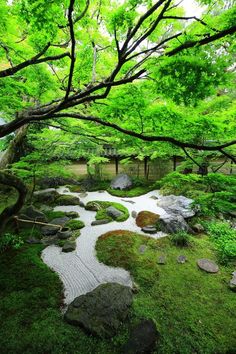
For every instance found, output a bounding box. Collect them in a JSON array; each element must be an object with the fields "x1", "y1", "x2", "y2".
[
  {"x1": 64, "y1": 283, "x2": 159, "y2": 352},
  {"x1": 19, "y1": 205, "x2": 79, "y2": 252},
  {"x1": 33, "y1": 188, "x2": 80, "y2": 206},
  {"x1": 88, "y1": 202, "x2": 125, "y2": 226},
  {"x1": 38, "y1": 176, "x2": 80, "y2": 189}
]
